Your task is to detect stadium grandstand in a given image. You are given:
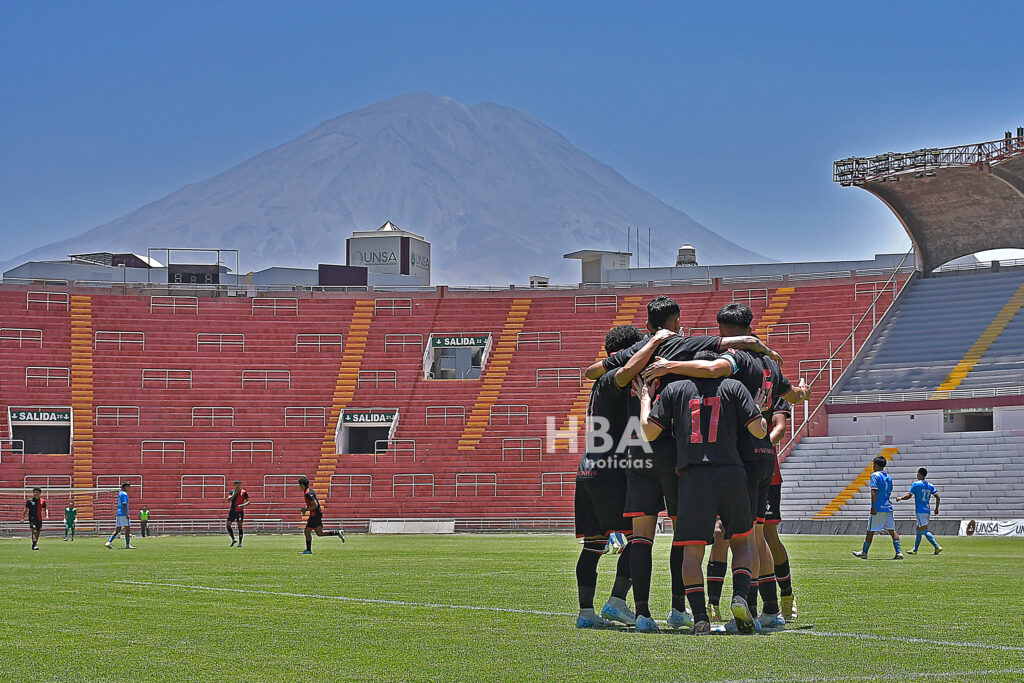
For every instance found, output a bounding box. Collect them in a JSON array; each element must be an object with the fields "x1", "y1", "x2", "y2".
[{"x1": 2, "y1": 129, "x2": 1023, "y2": 539}]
